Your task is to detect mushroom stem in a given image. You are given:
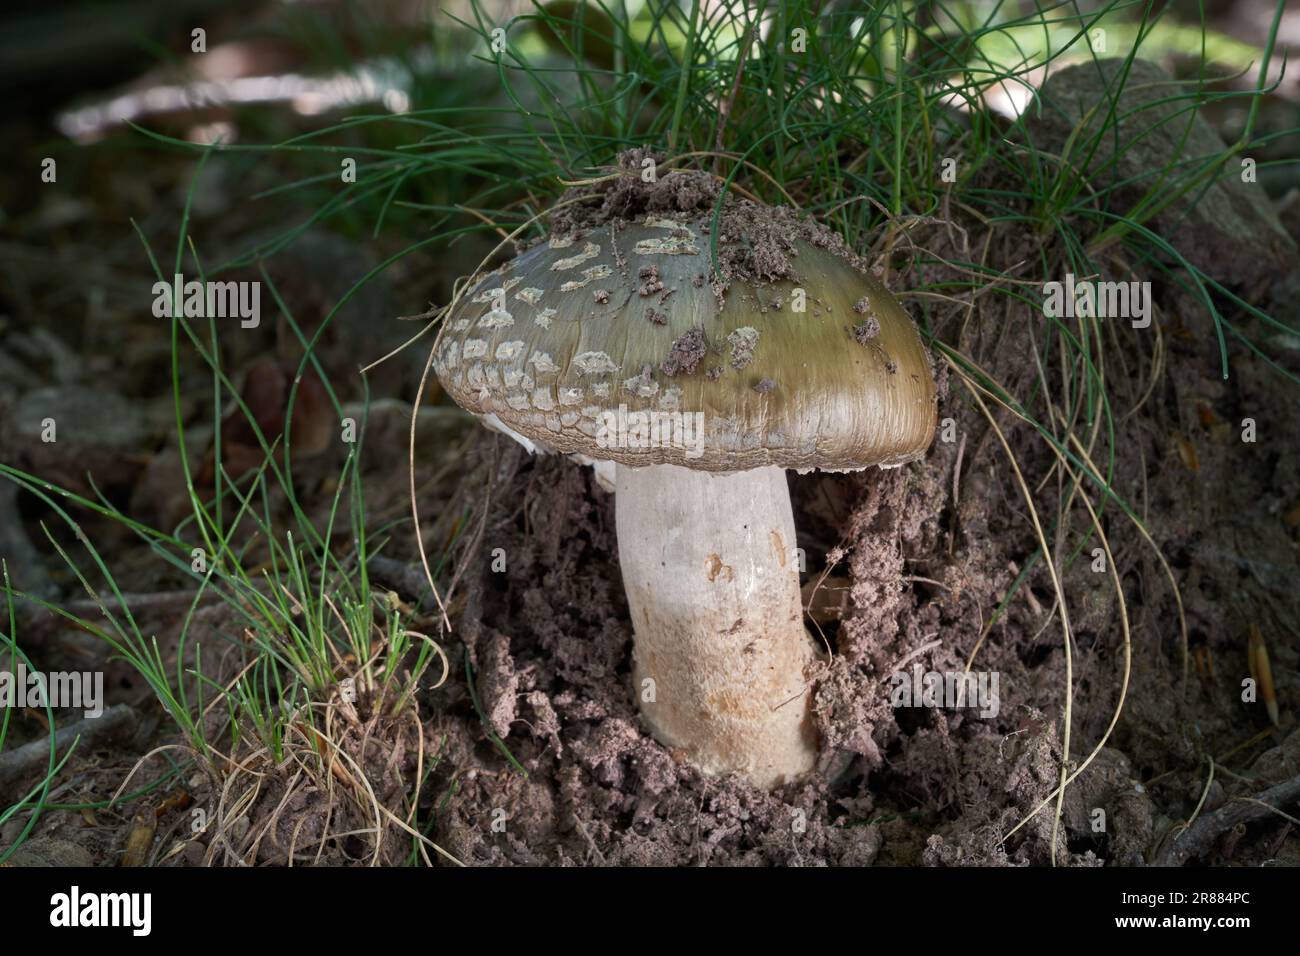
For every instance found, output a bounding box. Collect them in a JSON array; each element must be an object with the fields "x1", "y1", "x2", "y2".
[{"x1": 615, "y1": 463, "x2": 818, "y2": 788}]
